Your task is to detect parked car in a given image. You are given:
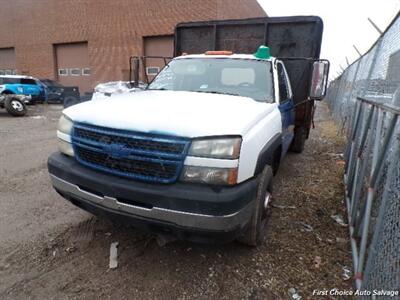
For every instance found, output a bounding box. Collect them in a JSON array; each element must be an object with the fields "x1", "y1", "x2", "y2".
[
  {"x1": 40, "y1": 79, "x2": 80, "y2": 104},
  {"x1": 47, "y1": 16, "x2": 329, "y2": 246},
  {"x1": 0, "y1": 75, "x2": 45, "y2": 104}
]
